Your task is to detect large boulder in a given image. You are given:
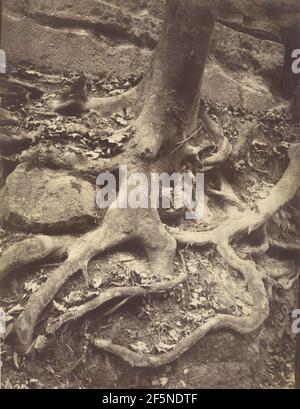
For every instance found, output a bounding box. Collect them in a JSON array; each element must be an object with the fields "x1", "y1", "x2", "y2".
[
  {"x1": 0, "y1": 164, "x2": 96, "y2": 233},
  {"x1": 217, "y1": 0, "x2": 300, "y2": 41},
  {"x1": 204, "y1": 23, "x2": 284, "y2": 110},
  {"x1": 2, "y1": 12, "x2": 152, "y2": 79},
  {"x1": 2, "y1": 1, "x2": 285, "y2": 111},
  {"x1": 13, "y1": 0, "x2": 161, "y2": 48}
]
